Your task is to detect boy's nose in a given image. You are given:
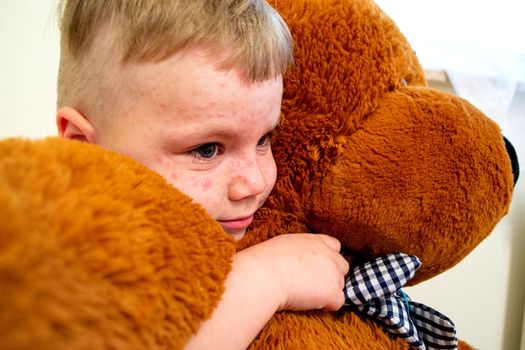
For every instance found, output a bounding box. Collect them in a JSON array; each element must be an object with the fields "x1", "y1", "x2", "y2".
[{"x1": 228, "y1": 157, "x2": 266, "y2": 201}]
